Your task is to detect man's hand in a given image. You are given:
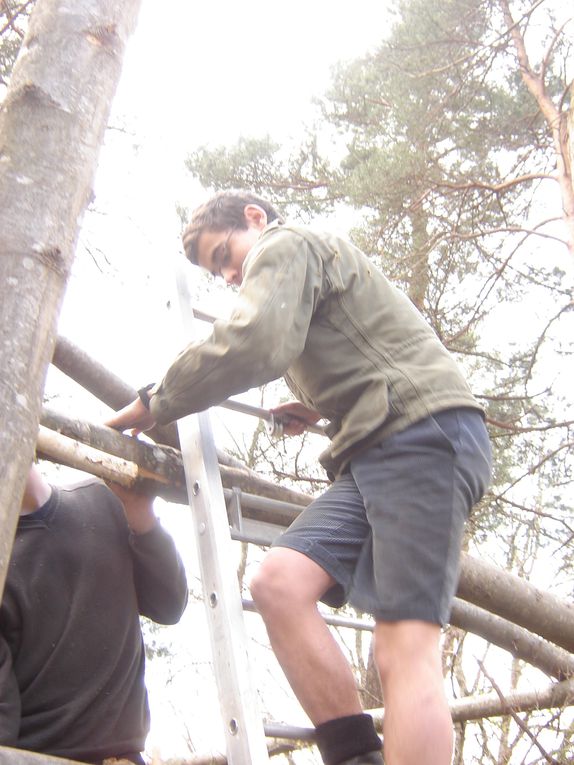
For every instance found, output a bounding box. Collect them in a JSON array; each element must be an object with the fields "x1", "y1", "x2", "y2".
[
  {"x1": 269, "y1": 401, "x2": 322, "y2": 437},
  {"x1": 105, "y1": 398, "x2": 157, "y2": 436},
  {"x1": 106, "y1": 482, "x2": 157, "y2": 535}
]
